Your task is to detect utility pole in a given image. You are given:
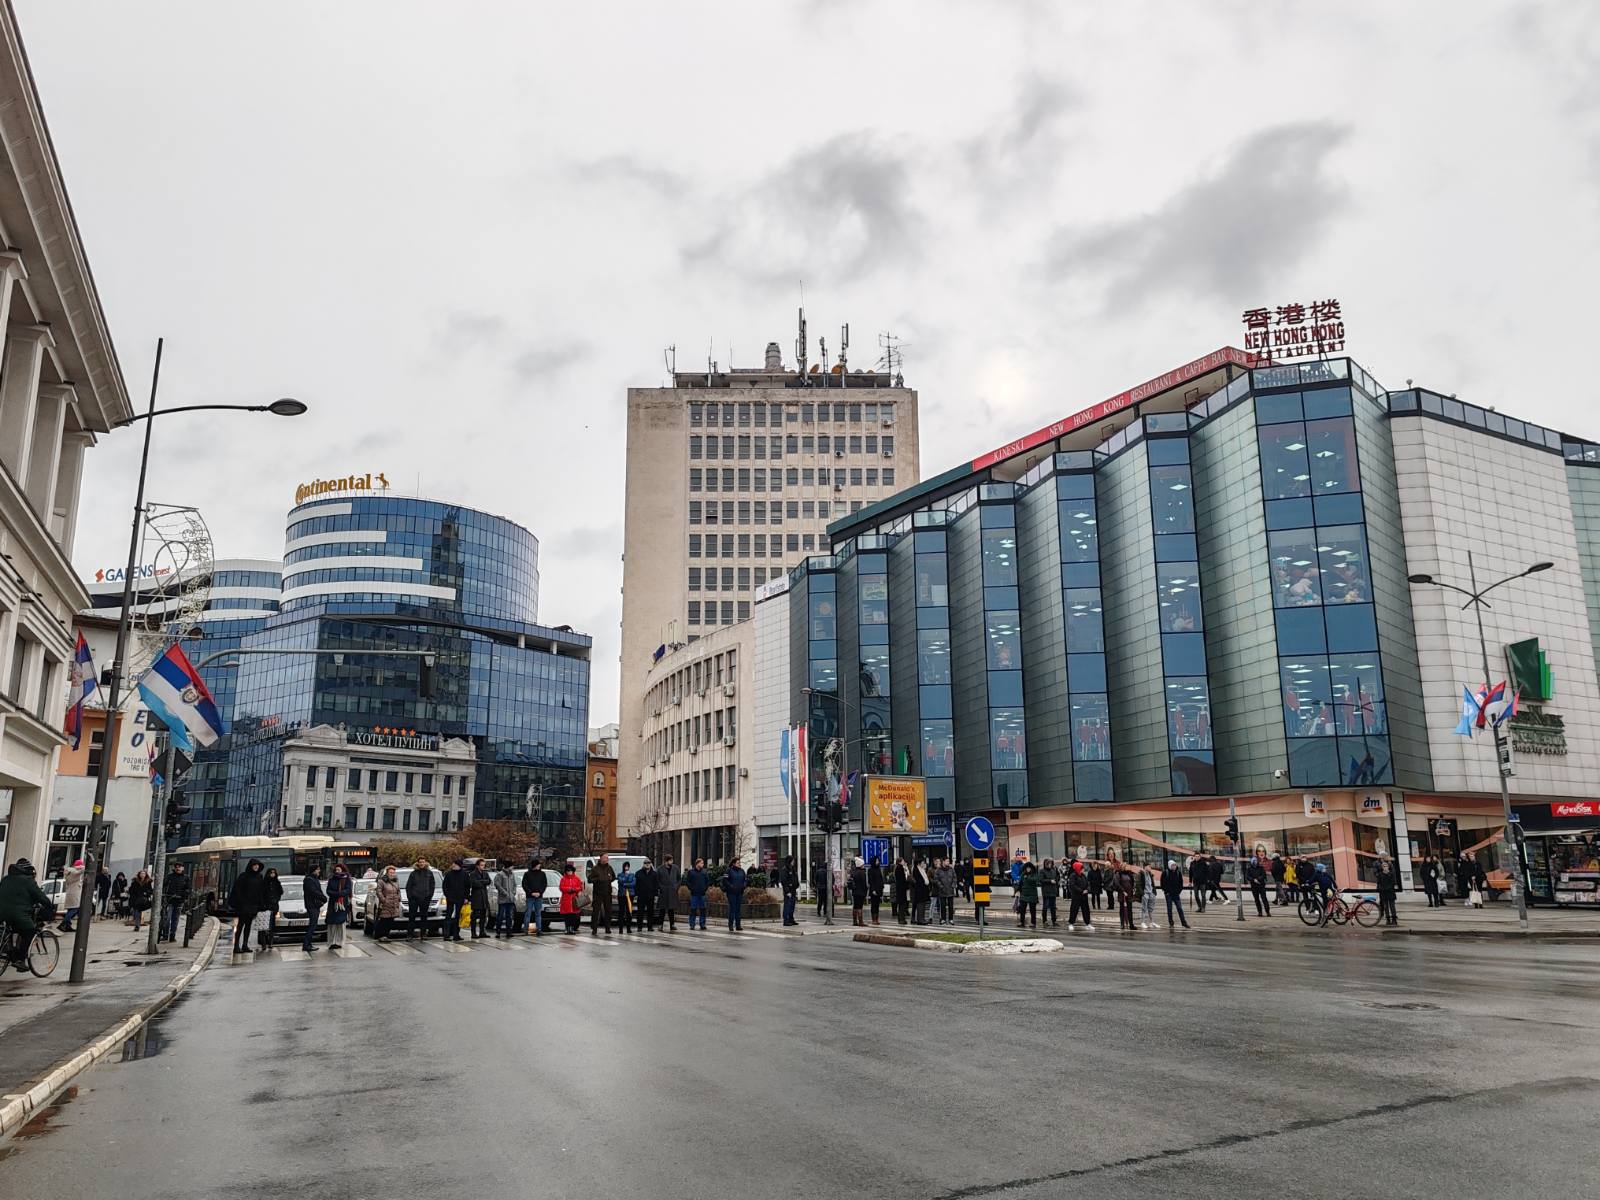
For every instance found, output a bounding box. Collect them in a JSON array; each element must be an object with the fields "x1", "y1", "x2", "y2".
[
  {"x1": 1230, "y1": 795, "x2": 1245, "y2": 923},
  {"x1": 144, "y1": 736, "x2": 177, "y2": 955}
]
